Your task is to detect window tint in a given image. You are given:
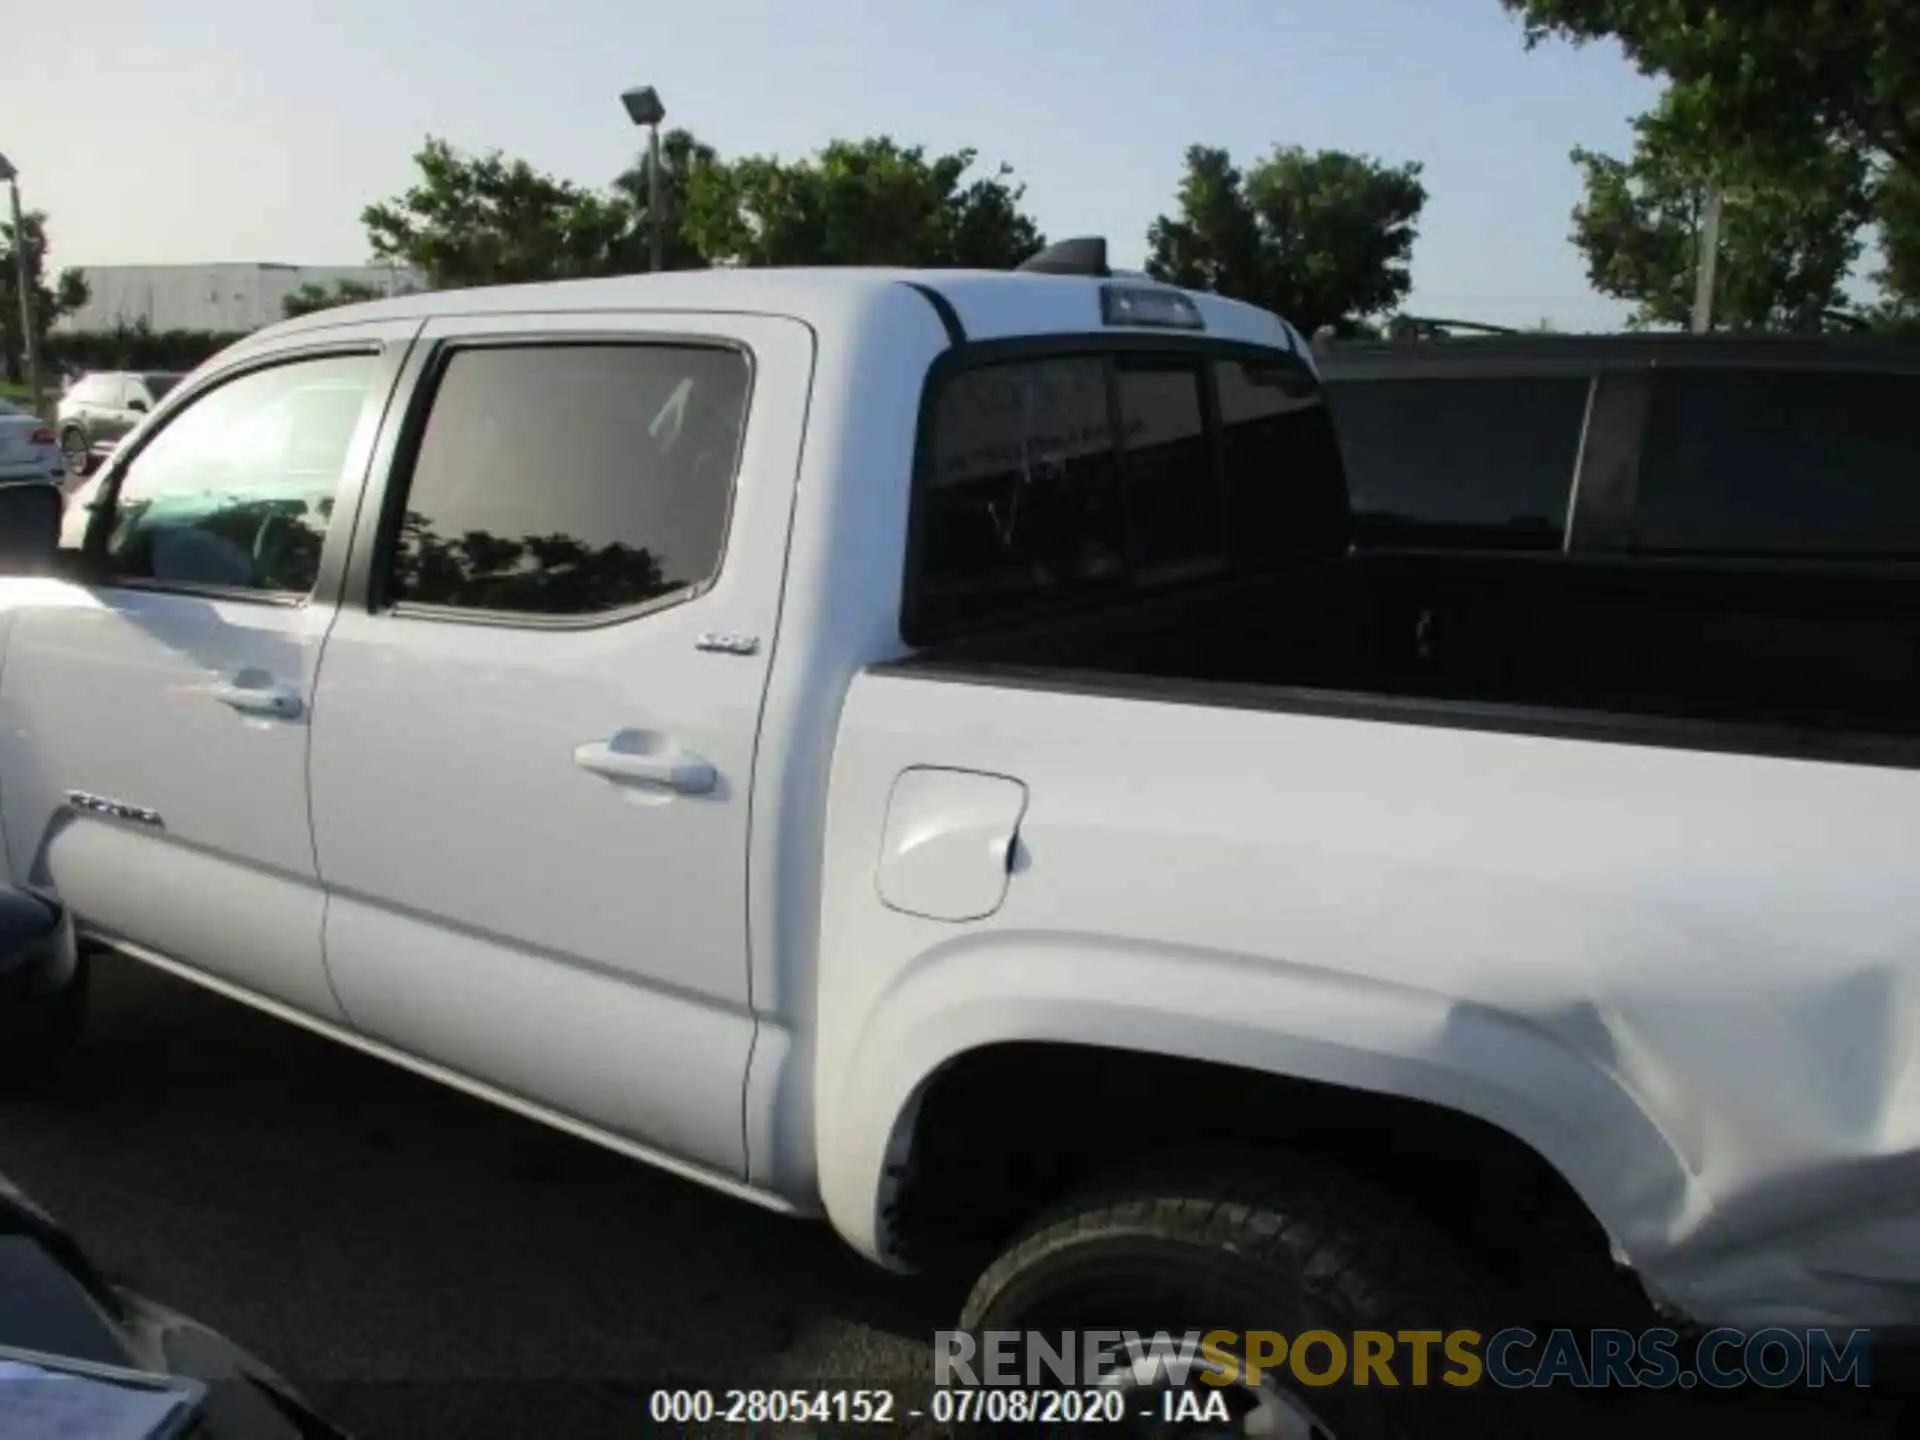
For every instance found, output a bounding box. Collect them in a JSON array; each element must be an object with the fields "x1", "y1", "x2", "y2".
[
  {"x1": 1117, "y1": 362, "x2": 1215, "y2": 576},
  {"x1": 386, "y1": 344, "x2": 748, "y2": 617},
  {"x1": 1215, "y1": 357, "x2": 1350, "y2": 567},
  {"x1": 102, "y1": 354, "x2": 377, "y2": 594},
  {"x1": 910, "y1": 350, "x2": 1344, "y2": 641},
  {"x1": 917, "y1": 358, "x2": 1129, "y2": 633},
  {"x1": 1635, "y1": 368, "x2": 1920, "y2": 558},
  {"x1": 1325, "y1": 375, "x2": 1588, "y2": 549},
  {"x1": 143, "y1": 373, "x2": 183, "y2": 400}
]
